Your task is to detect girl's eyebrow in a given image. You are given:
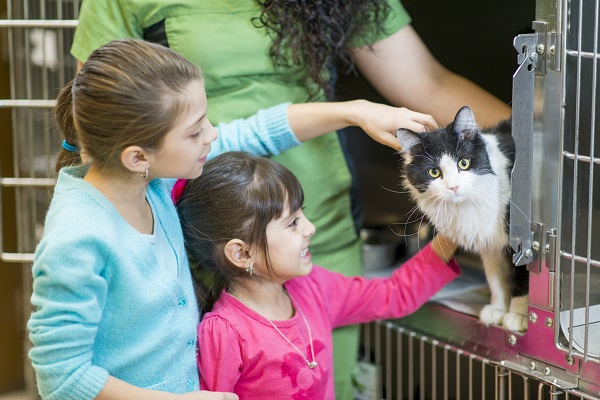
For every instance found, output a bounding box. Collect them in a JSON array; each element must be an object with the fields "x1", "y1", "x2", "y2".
[{"x1": 187, "y1": 113, "x2": 205, "y2": 131}]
